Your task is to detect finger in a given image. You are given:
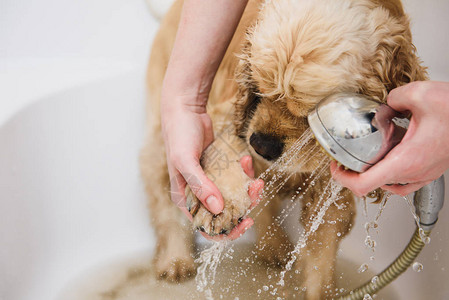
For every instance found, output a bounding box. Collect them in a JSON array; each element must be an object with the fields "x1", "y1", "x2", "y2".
[
  {"x1": 199, "y1": 218, "x2": 254, "y2": 241},
  {"x1": 226, "y1": 218, "x2": 254, "y2": 240},
  {"x1": 330, "y1": 148, "x2": 409, "y2": 197},
  {"x1": 381, "y1": 181, "x2": 431, "y2": 197},
  {"x1": 330, "y1": 162, "x2": 367, "y2": 197},
  {"x1": 387, "y1": 84, "x2": 416, "y2": 113},
  {"x1": 248, "y1": 179, "x2": 264, "y2": 208},
  {"x1": 240, "y1": 155, "x2": 255, "y2": 178},
  {"x1": 177, "y1": 158, "x2": 224, "y2": 215},
  {"x1": 387, "y1": 82, "x2": 431, "y2": 115}
]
